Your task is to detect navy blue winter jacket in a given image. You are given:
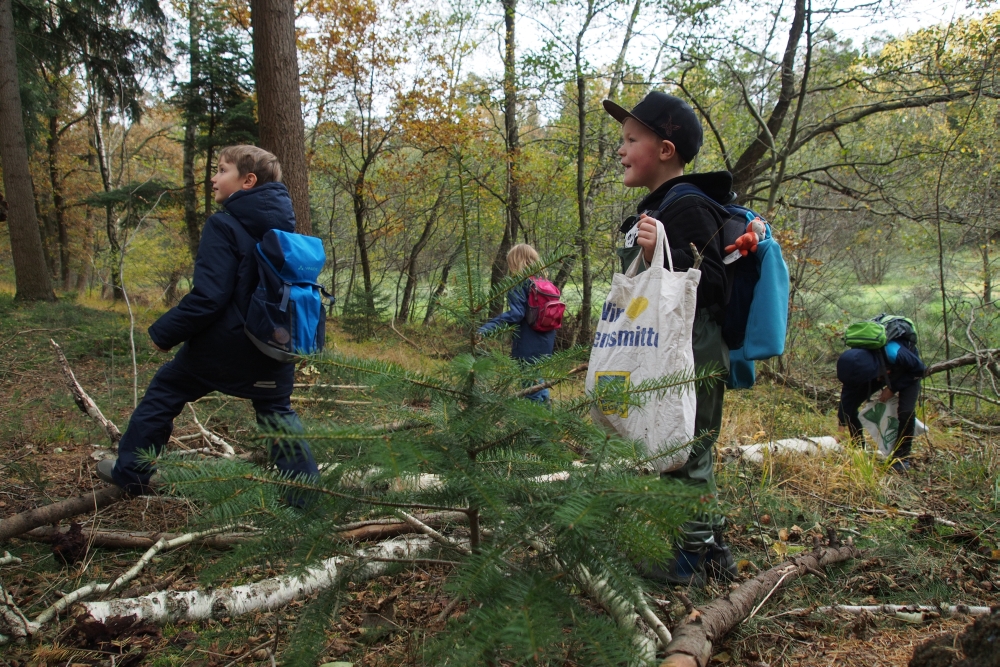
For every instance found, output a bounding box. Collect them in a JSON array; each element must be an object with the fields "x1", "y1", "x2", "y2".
[
  {"x1": 836, "y1": 345, "x2": 926, "y2": 392},
  {"x1": 147, "y1": 182, "x2": 297, "y2": 399},
  {"x1": 478, "y1": 281, "x2": 555, "y2": 362}
]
